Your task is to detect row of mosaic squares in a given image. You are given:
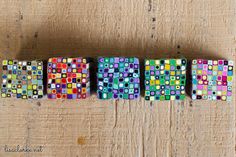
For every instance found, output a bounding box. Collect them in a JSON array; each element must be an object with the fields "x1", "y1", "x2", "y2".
[{"x1": 1, "y1": 58, "x2": 234, "y2": 101}]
